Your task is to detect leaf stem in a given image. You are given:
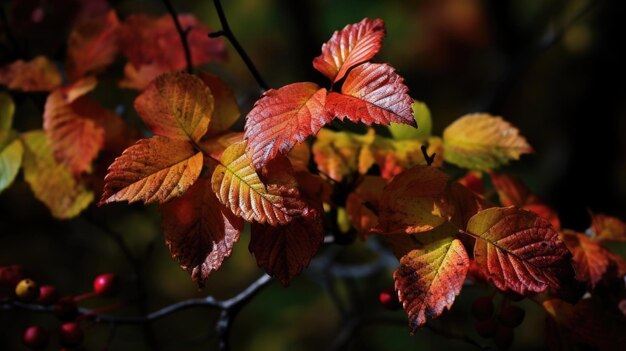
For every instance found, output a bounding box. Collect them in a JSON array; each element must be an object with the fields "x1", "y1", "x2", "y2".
[
  {"x1": 210, "y1": 0, "x2": 269, "y2": 92},
  {"x1": 161, "y1": 0, "x2": 194, "y2": 74}
]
